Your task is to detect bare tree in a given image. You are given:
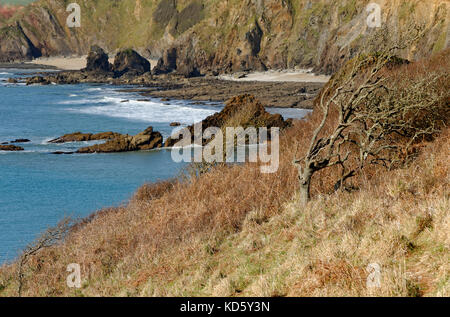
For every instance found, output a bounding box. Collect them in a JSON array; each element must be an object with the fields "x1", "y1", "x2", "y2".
[
  {"x1": 17, "y1": 217, "x2": 71, "y2": 296},
  {"x1": 293, "y1": 27, "x2": 447, "y2": 206}
]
